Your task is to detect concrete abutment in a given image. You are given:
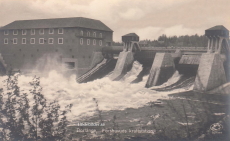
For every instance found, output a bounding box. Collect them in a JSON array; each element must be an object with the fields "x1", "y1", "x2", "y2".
[{"x1": 89, "y1": 52, "x2": 104, "y2": 69}]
